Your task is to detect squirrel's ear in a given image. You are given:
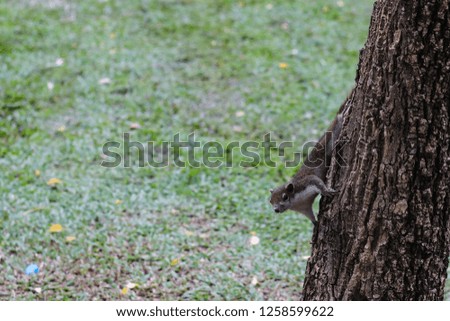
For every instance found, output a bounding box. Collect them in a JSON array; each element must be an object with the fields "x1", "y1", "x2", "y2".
[{"x1": 286, "y1": 183, "x2": 294, "y2": 193}]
